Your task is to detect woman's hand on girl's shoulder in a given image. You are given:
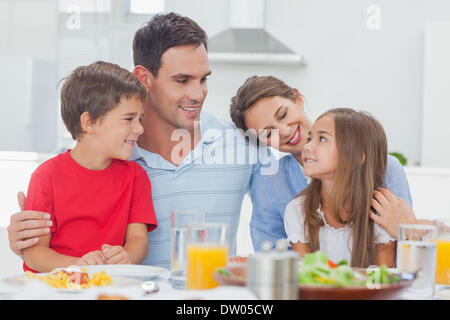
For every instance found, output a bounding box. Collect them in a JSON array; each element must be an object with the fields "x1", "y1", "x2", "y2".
[{"x1": 370, "y1": 188, "x2": 417, "y2": 239}]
